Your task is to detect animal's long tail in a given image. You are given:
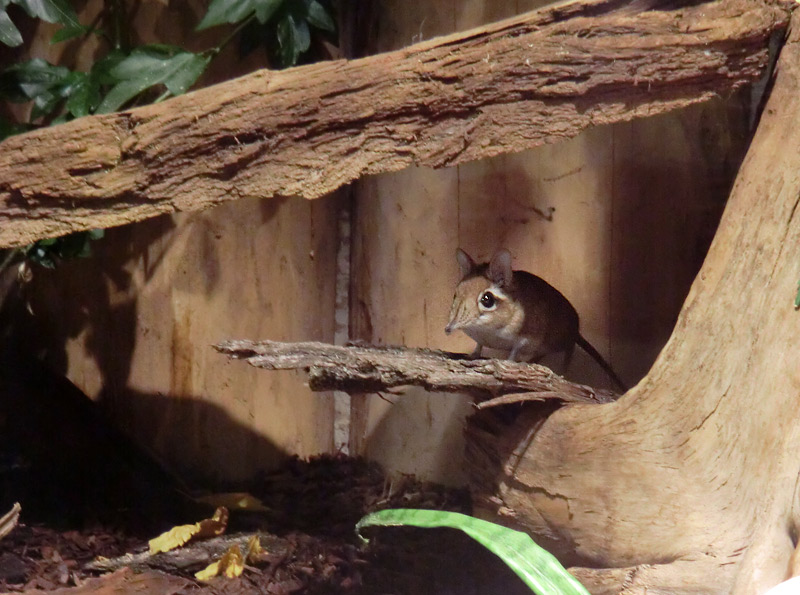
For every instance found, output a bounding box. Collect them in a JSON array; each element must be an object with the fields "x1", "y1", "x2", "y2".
[{"x1": 575, "y1": 334, "x2": 627, "y2": 392}]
